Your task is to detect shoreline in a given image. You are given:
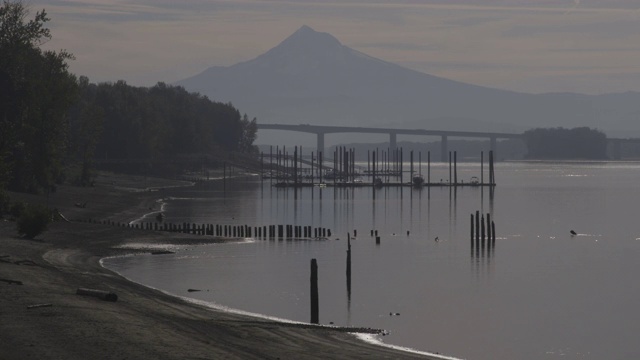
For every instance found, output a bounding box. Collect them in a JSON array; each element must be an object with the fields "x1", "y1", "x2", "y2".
[
  {"x1": 0, "y1": 174, "x2": 438, "y2": 359},
  {"x1": 102, "y1": 253, "x2": 460, "y2": 360}
]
